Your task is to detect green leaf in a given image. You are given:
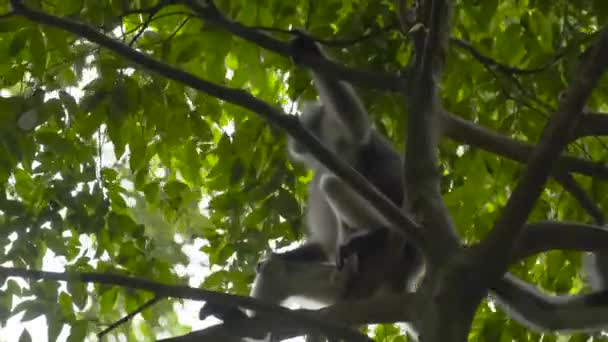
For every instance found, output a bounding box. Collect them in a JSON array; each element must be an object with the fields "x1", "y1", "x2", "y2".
[
  {"x1": 164, "y1": 180, "x2": 189, "y2": 200},
  {"x1": 12, "y1": 301, "x2": 45, "y2": 322},
  {"x1": 230, "y1": 158, "x2": 244, "y2": 184},
  {"x1": 0, "y1": 290, "x2": 13, "y2": 322},
  {"x1": 57, "y1": 0, "x2": 84, "y2": 16},
  {"x1": 29, "y1": 27, "x2": 47, "y2": 77},
  {"x1": 100, "y1": 287, "x2": 118, "y2": 313},
  {"x1": 18, "y1": 329, "x2": 32, "y2": 342},
  {"x1": 175, "y1": 37, "x2": 202, "y2": 64},
  {"x1": 67, "y1": 282, "x2": 87, "y2": 309},
  {"x1": 273, "y1": 189, "x2": 301, "y2": 219},
  {"x1": 47, "y1": 315, "x2": 63, "y2": 342},
  {"x1": 179, "y1": 139, "x2": 202, "y2": 185},
  {"x1": 203, "y1": 270, "x2": 230, "y2": 290},
  {"x1": 129, "y1": 134, "x2": 148, "y2": 172},
  {"x1": 59, "y1": 91, "x2": 79, "y2": 118},
  {"x1": 58, "y1": 292, "x2": 72, "y2": 316},
  {"x1": 81, "y1": 89, "x2": 109, "y2": 114},
  {"x1": 225, "y1": 52, "x2": 239, "y2": 70},
  {"x1": 66, "y1": 320, "x2": 87, "y2": 342},
  {"x1": 9, "y1": 29, "x2": 28, "y2": 56},
  {"x1": 595, "y1": 0, "x2": 608, "y2": 24}
]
